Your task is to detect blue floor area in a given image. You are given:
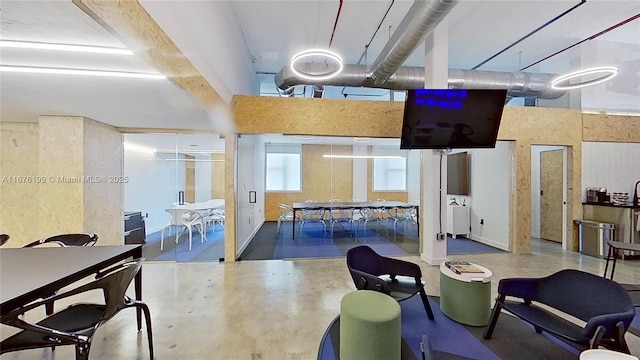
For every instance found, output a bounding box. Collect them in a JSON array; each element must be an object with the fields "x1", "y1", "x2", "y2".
[
  {"x1": 447, "y1": 235, "x2": 505, "y2": 254},
  {"x1": 142, "y1": 221, "x2": 503, "y2": 262},
  {"x1": 142, "y1": 224, "x2": 225, "y2": 262}
]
